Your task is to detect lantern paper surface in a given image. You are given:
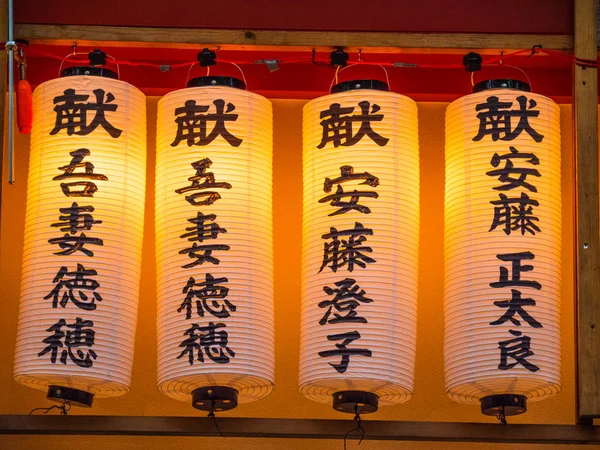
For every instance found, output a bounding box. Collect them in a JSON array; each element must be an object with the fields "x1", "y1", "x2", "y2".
[
  {"x1": 299, "y1": 90, "x2": 420, "y2": 405},
  {"x1": 444, "y1": 89, "x2": 561, "y2": 404},
  {"x1": 14, "y1": 76, "x2": 147, "y2": 397},
  {"x1": 155, "y1": 86, "x2": 274, "y2": 403}
]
